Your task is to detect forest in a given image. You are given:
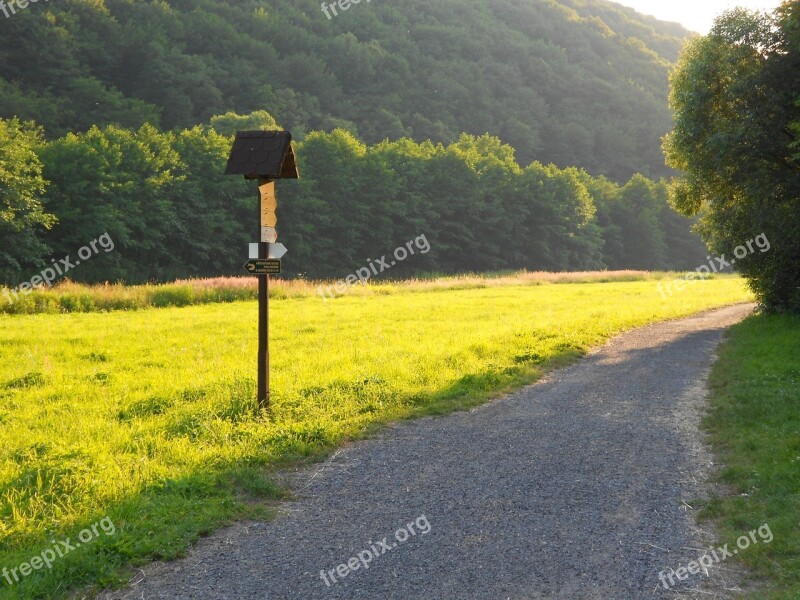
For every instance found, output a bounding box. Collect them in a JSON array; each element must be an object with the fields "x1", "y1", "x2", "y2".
[
  {"x1": 1, "y1": 114, "x2": 706, "y2": 284},
  {"x1": 0, "y1": 0, "x2": 704, "y2": 285},
  {"x1": 0, "y1": 0, "x2": 690, "y2": 180}
]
